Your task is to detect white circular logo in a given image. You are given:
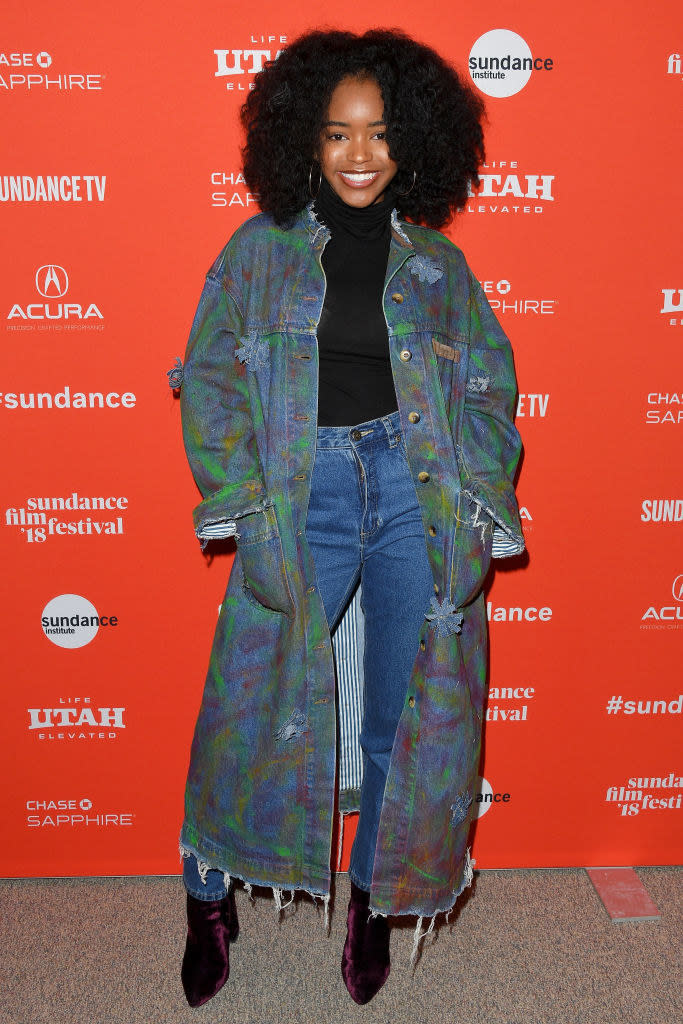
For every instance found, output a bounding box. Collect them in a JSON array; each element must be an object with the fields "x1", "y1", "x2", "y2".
[
  {"x1": 475, "y1": 775, "x2": 494, "y2": 817},
  {"x1": 497, "y1": 279, "x2": 511, "y2": 295},
  {"x1": 35, "y1": 265, "x2": 69, "y2": 298},
  {"x1": 41, "y1": 594, "x2": 100, "y2": 649},
  {"x1": 79, "y1": 798, "x2": 92, "y2": 811},
  {"x1": 469, "y1": 29, "x2": 533, "y2": 98},
  {"x1": 673, "y1": 575, "x2": 683, "y2": 602},
  {"x1": 36, "y1": 51, "x2": 52, "y2": 68}
]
